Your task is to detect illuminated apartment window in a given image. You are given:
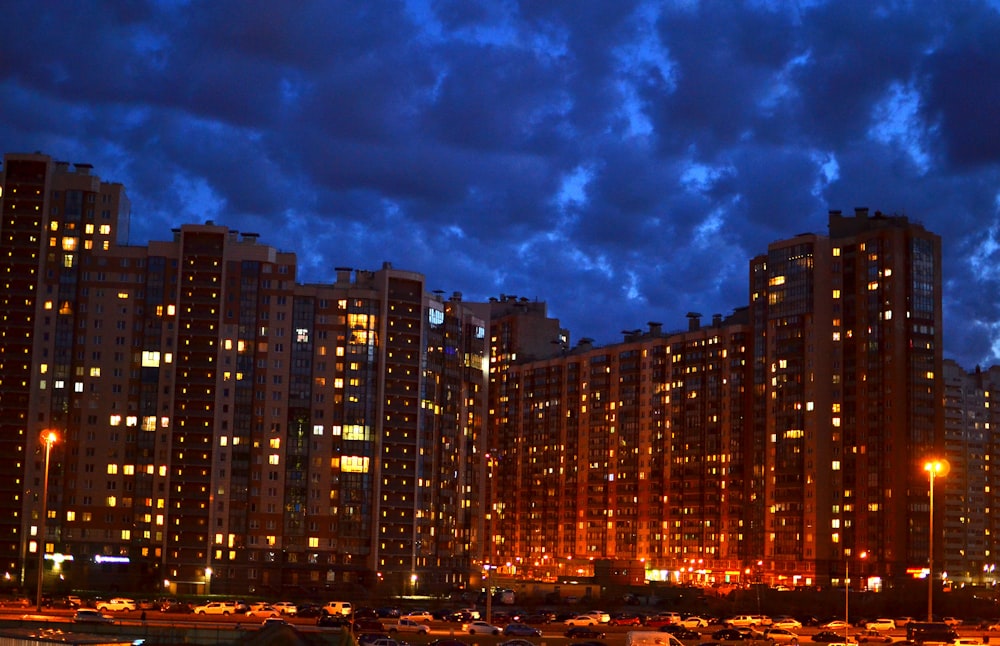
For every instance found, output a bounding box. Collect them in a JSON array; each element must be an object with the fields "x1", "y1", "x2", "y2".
[
  {"x1": 66, "y1": 511, "x2": 76, "y2": 522},
  {"x1": 110, "y1": 415, "x2": 122, "y2": 426},
  {"x1": 89, "y1": 367, "x2": 101, "y2": 377},
  {"x1": 142, "y1": 351, "x2": 161, "y2": 367},
  {"x1": 61, "y1": 236, "x2": 77, "y2": 251},
  {"x1": 107, "y1": 465, "x2": 118, "y2": 475},
  {"x1": 269, "y1": 438, "x2": 281, "y2": 449},
  {"x1": 100, "y1": 224, "x2": 111, "y2": 235},
  {"x1": 832, "y1": 289, "x2": 841, "y2": 299},
  {"x1": 107, "y1": 496, "x2": 118, "y2": 507},
  {"x1": 268, "y1": 454, "x2": 280, "y2": 465}
]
